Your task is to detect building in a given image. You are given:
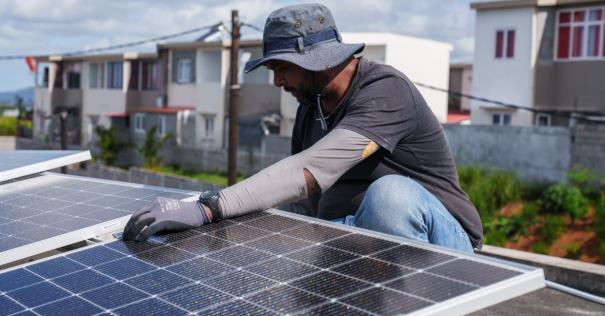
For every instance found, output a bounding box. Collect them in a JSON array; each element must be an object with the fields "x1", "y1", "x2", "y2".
[
  {"x1": 470, "y1": 0, "x2": 605, "y2": 126},
  {"x1": 33, "y1": 52, "x2": 161, "y2": 146},
  {"x1": 341, "y1": 32, "x2": 453, "y2": 123},
  {"x1": 157, "y1": 39, "x2": 287, "y2": 149},
  {"x1": 32, "y1": 32, "x2": 454, "y2": 152},
  {"x1": 449, "y1": 63, "x2": 473, "y2": 113}
]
